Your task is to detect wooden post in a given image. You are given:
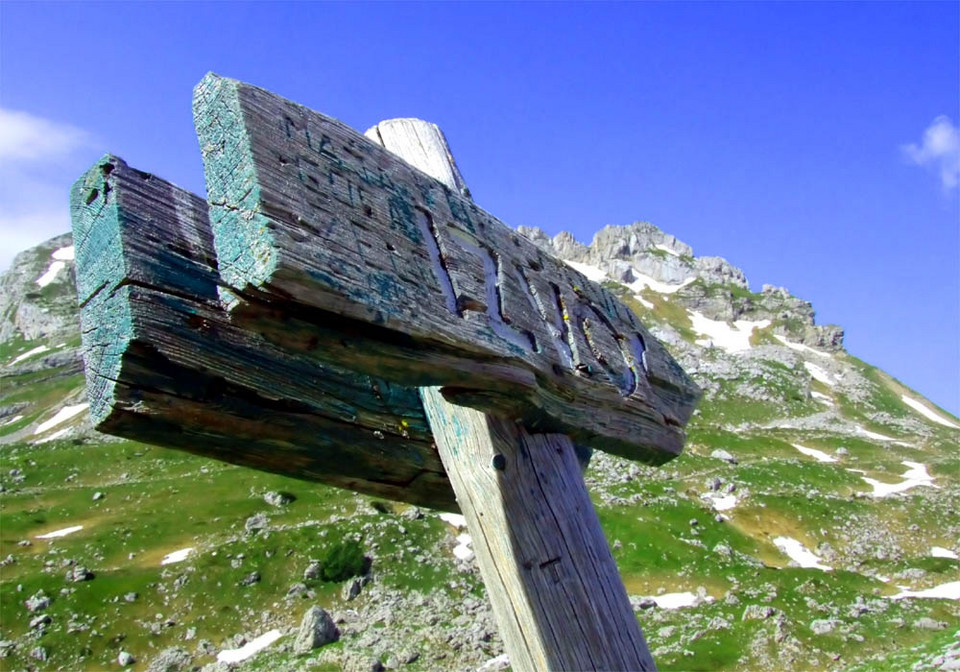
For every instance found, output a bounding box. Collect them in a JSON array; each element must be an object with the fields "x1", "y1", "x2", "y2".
[{"x1": 369, "y1": 120, "x2": 656, "y2": 671}]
